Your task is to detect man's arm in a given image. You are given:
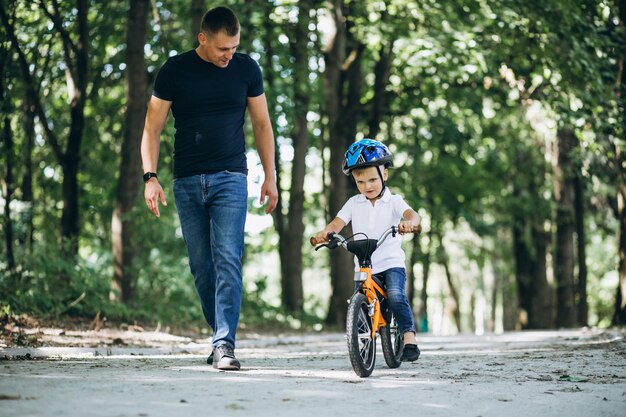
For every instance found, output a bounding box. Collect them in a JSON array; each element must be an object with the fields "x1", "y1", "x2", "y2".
[
  {"x1": 141, "y1": 95, "x2": 172, "y2": 218},
  {"x1": 247, "y1": 93, "x2": 278, "y2": 214}
]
